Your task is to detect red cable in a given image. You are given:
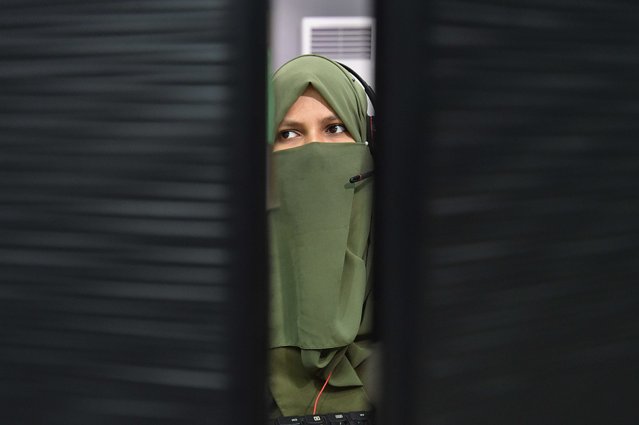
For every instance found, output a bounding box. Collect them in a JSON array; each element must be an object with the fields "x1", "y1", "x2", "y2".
[{"x1": 312, "y1": 369, "x2": 333, "y2": 415}]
